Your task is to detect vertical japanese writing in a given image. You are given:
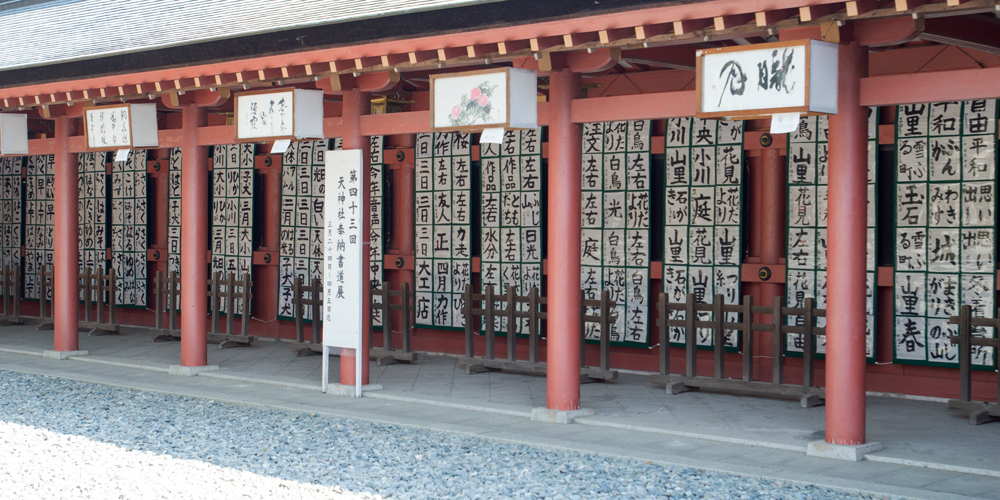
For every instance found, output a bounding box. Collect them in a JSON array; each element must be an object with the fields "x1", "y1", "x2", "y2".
[
  {"x1": 414, "y1": 132, "x2": 472, "y2": 329},
  {"x1": 322, "y1": 149, "x2": 364, "y2": 346},
  {"x1": 24, "y1": 155, "x2": 54, "y2": 300},
  {"x1": 480, "y1": 129, "x2": 543, "y2": 335},
  {"x1": 0, "y1": 157, "x2": 22, "y2": 274},
  {"x1": 582, "y1": 120, "x2": 651, "y2": 345},
  {"x1": 664, "y1": 118, "x2": 743, "y2": 347},
  {"x1": 786, "y1": 112, "x2": 878, "y2": 360},
  {"x1": 894, "y1": 99, "x2": 997, "y2": 368},
  {"x1": 166, "y1": 148, "x2": 183, "y2": 280},
  {"x1": 110, "y1": 150, "x2": 148, "y2": 306},
  {"x1": 77, "y1": 152, "x2": 108, "y2": 302},
  {"x1": 211, "y1": 144, "x2": 255, "y2": 314}
]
